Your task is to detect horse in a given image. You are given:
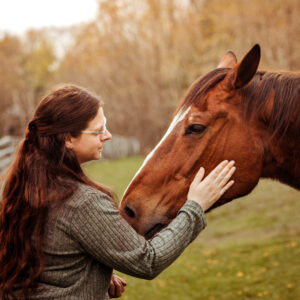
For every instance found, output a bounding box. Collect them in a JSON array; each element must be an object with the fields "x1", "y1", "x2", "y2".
[{"x1": 120, "y1": 44, "x2": 300, "y2": 239}]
